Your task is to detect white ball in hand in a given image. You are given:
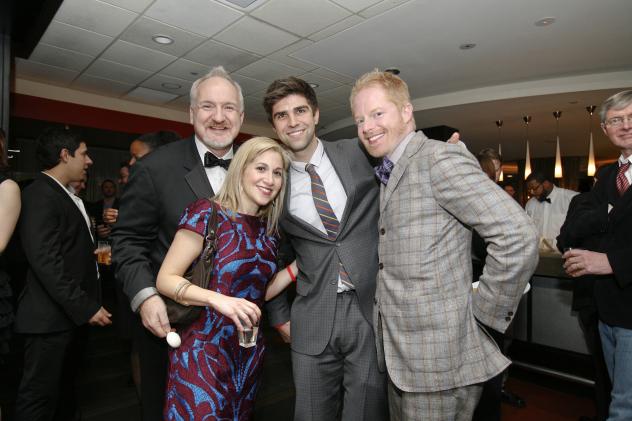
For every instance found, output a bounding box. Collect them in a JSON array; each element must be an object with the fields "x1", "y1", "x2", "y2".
[{"x1": 166, "y1": 331, "x2": 181, "y2": 348}]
